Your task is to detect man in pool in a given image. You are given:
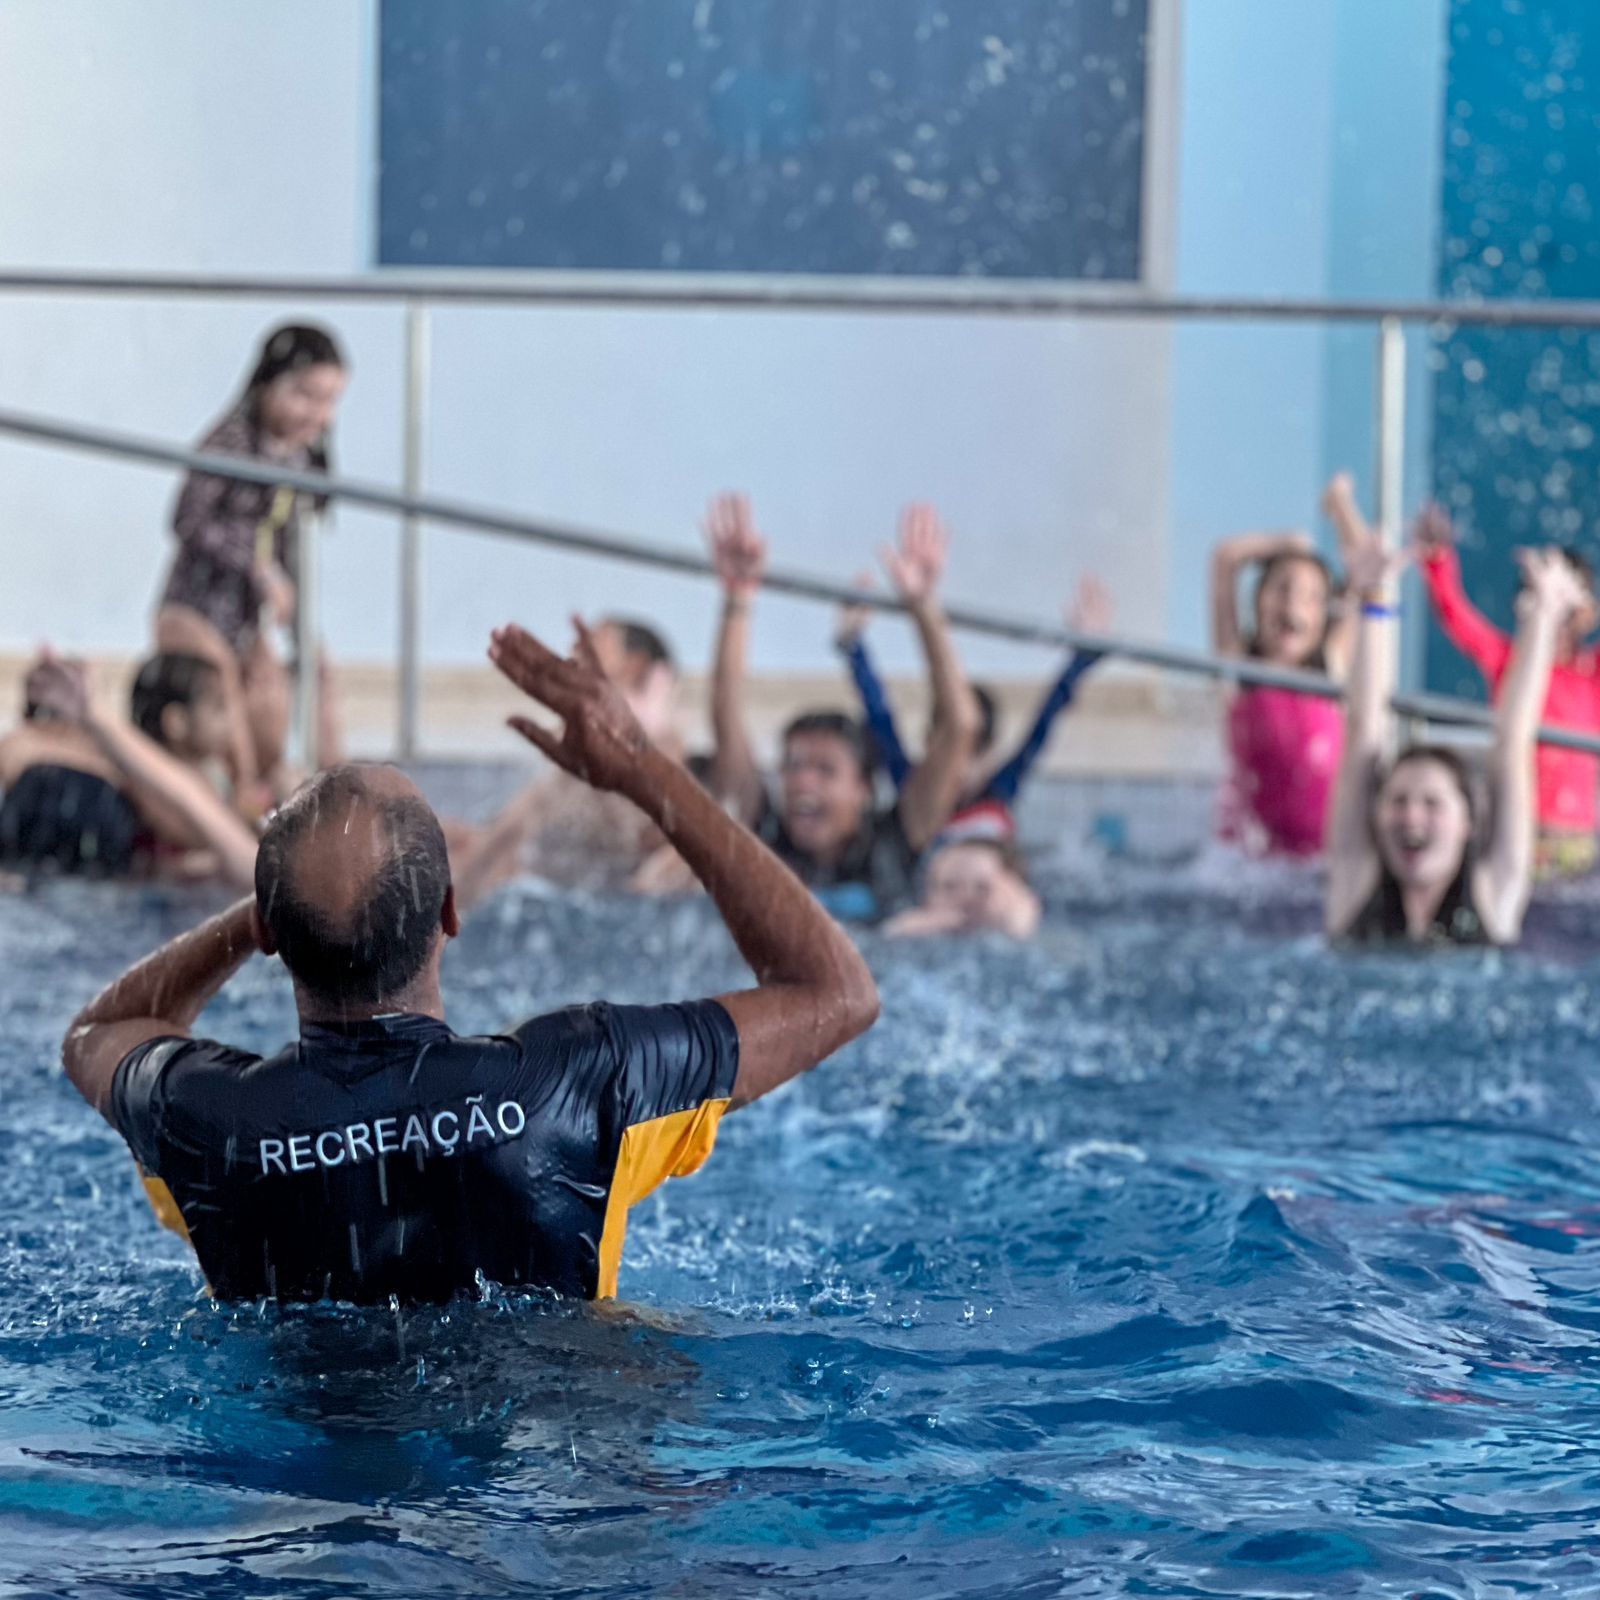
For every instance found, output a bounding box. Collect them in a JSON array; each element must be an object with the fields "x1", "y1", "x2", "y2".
[{"x1": 61, "y1": 619, "x2": 879, "y2": 1305}]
